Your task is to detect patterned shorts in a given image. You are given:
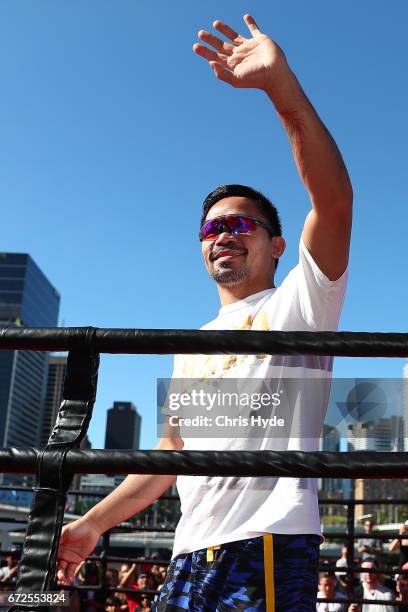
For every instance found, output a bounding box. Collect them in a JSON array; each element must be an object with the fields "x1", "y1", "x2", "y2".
[{"x1": 153, "y1": 533, "x2": 320, "y2": 611}]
